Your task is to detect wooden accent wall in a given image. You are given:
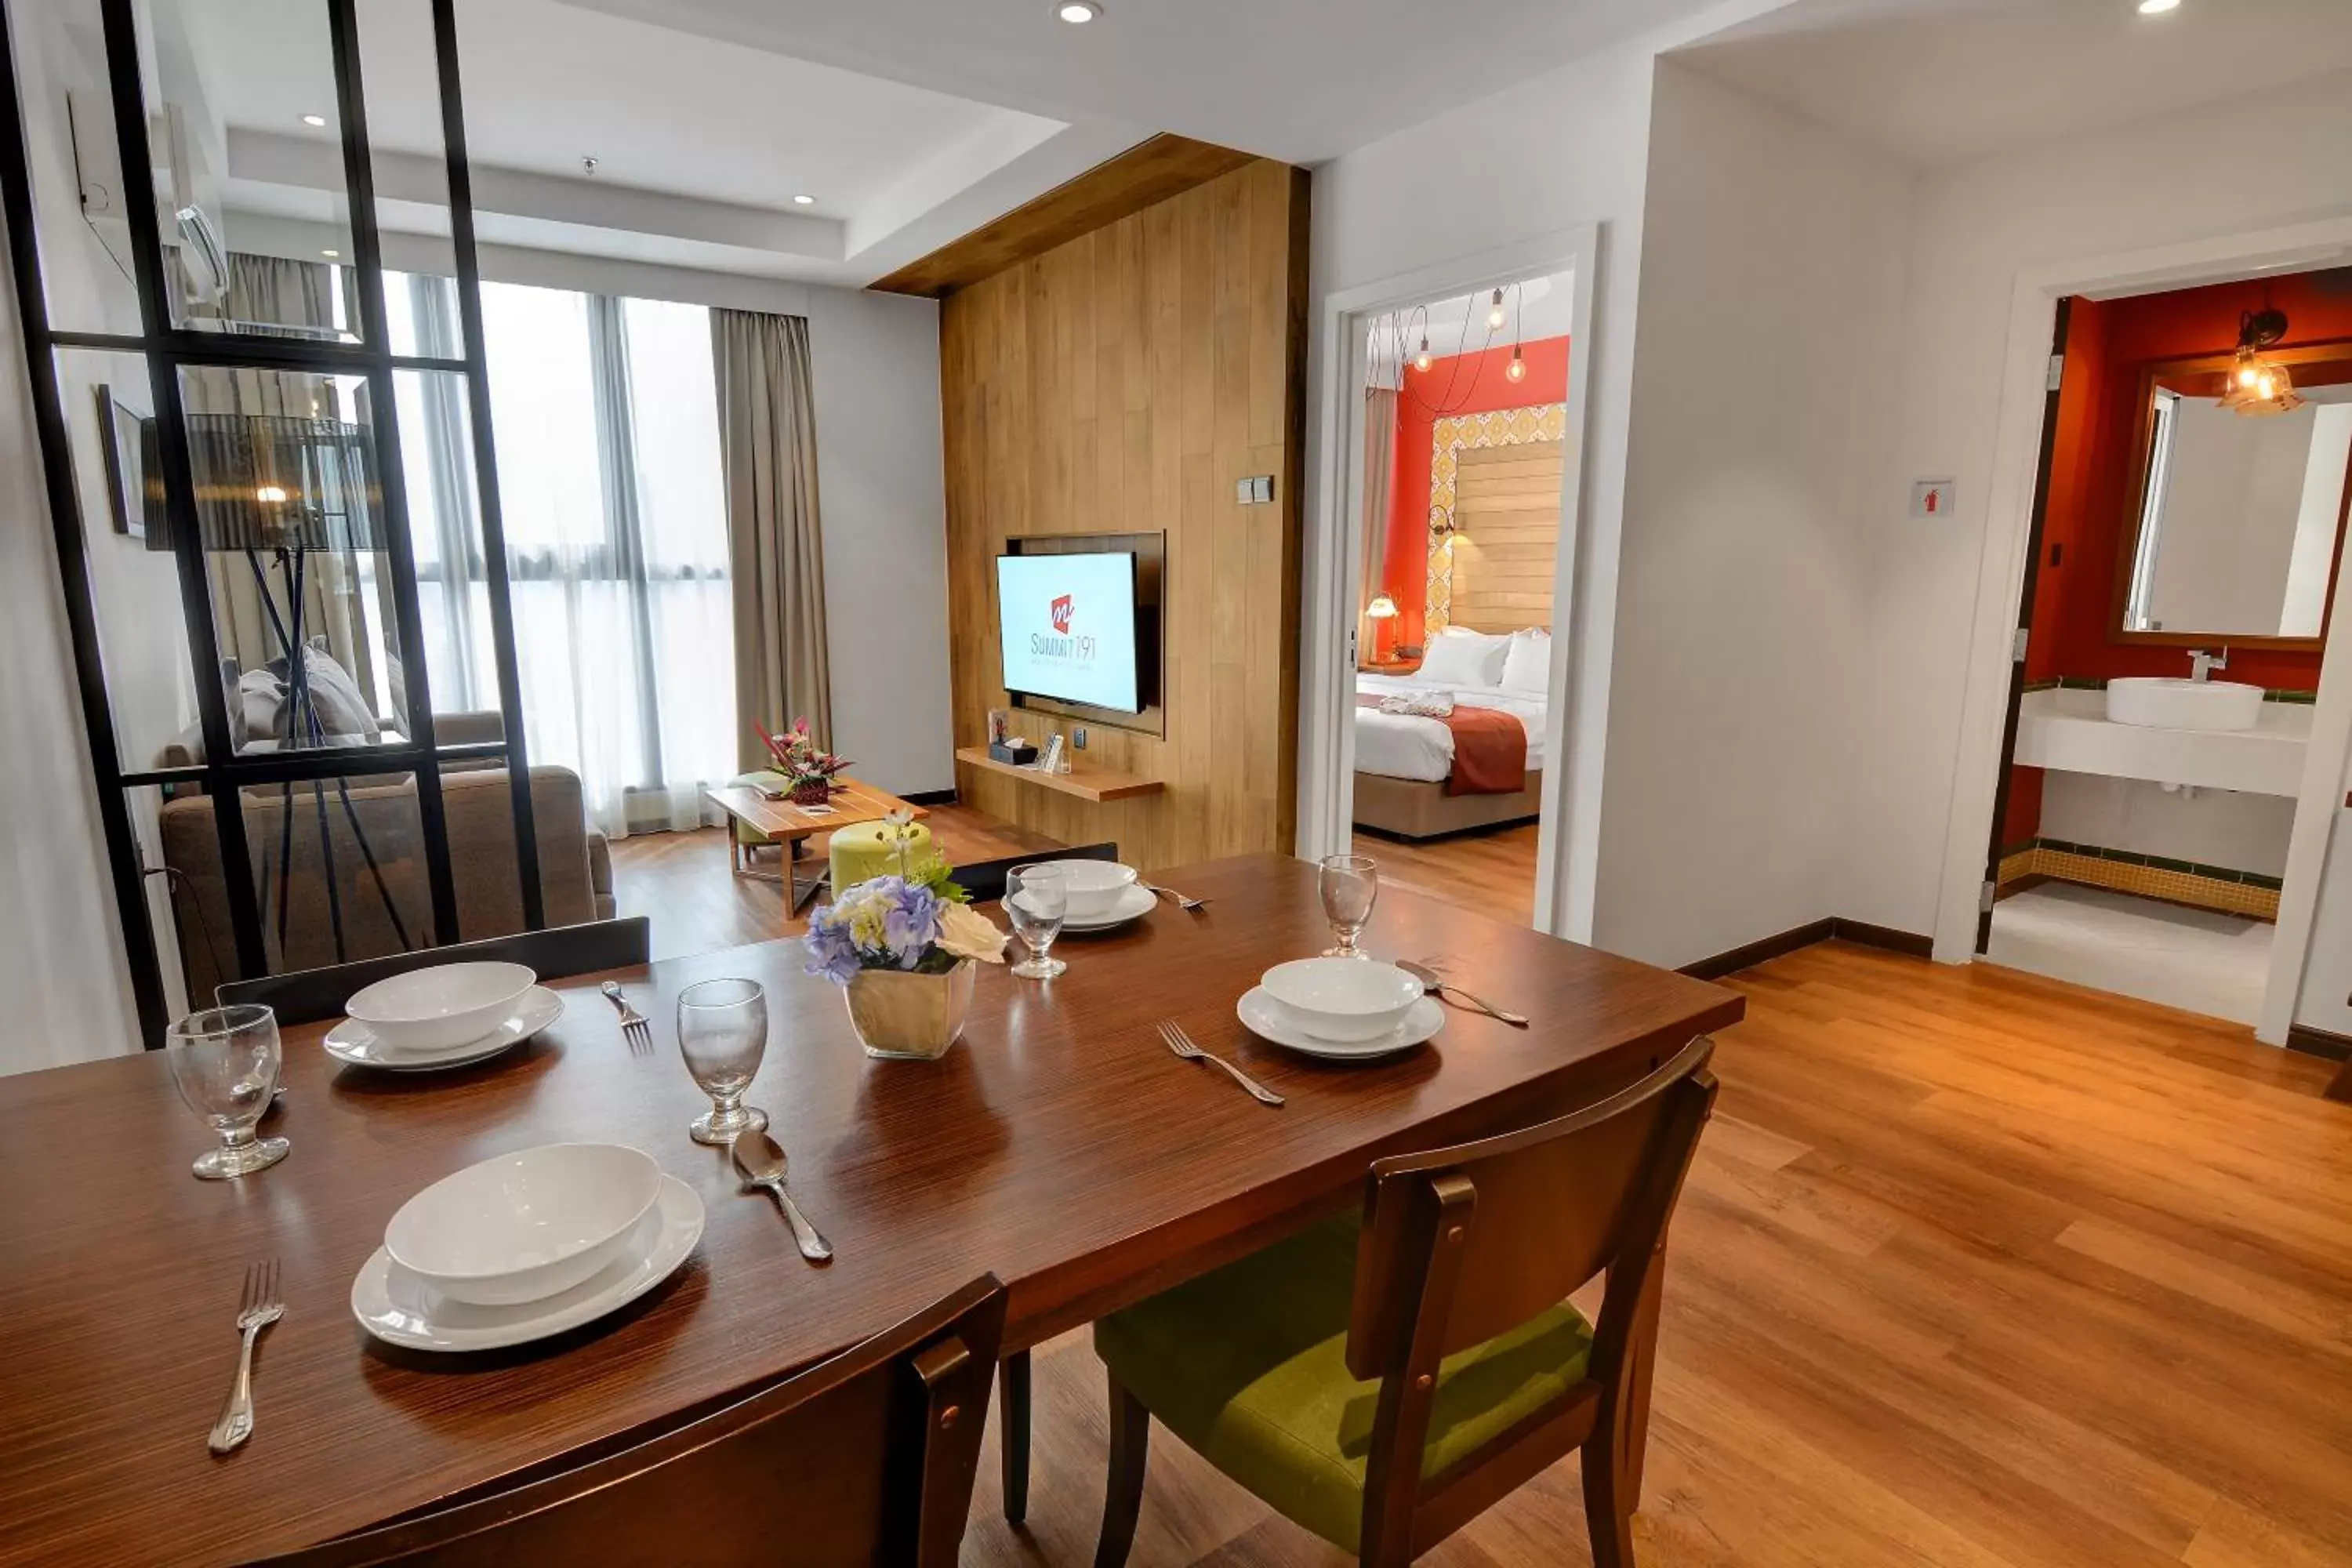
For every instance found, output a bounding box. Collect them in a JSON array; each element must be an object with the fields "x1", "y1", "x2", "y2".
[
  {"x1": 1446, "y1": 443, "x2": 1563, "y2": 633},
  {"x1": 940, "y1": 158, "x2": 1309, "y2": 871}
]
